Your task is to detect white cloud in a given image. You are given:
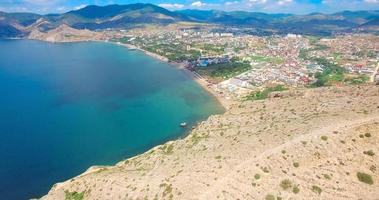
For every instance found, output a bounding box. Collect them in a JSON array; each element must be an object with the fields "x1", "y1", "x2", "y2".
[
  {"x1": 56, "y1": 6, "x2": 66, "y2": 11},
  {"x1": 278, "y1": 0, "x2": 293, "y2": 5},
  {"x1": 248, "y1": 0, "x2": 268, "y2": 4},
  {"x1": 225, "y1": 1, "x2": 239, "y2": 6},
  {"x1": 74, "y1": 4, "x2": 87, "y2": 10},
  {"x1": 246, "y1": 0, "x2": 268, "y2": 7},
  {"x1": 24, "y1": 0, "x2": 58, "y2": 5},
  {"x1": 364, "y1": 0, "x2": 379, "y2": 3},
  {"x1": 158, "y1": 3, "x2": 184, "y2": 9},
  {"x1": 191, "y1": 1, "x2": 207, "y2": 7}
]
